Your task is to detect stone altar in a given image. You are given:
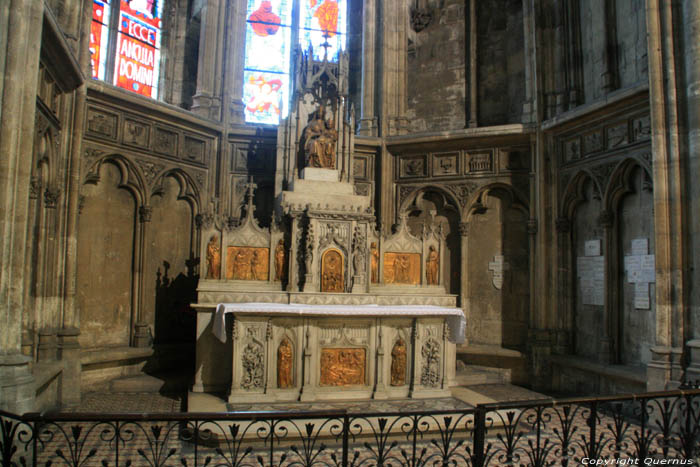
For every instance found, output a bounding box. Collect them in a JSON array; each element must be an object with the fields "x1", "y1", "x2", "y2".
[{"x1": 190, "y1": 47, "x2": 463, "y2": 405}]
